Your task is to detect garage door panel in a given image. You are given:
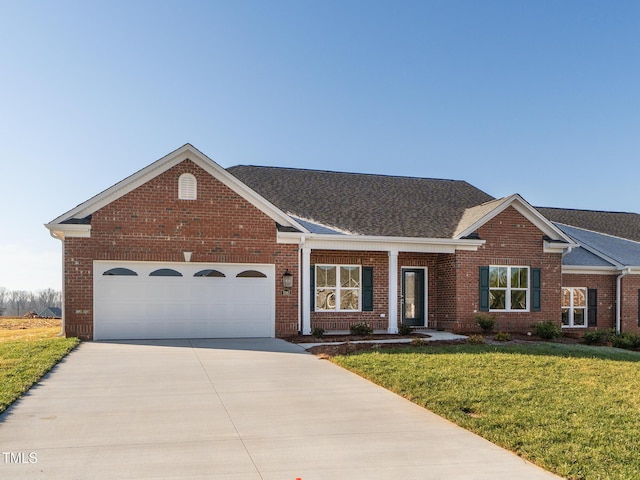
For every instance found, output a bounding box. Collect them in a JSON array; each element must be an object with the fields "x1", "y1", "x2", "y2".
[{"x1": 94, "y1": 261, "x2": 275, "y2": 340}]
